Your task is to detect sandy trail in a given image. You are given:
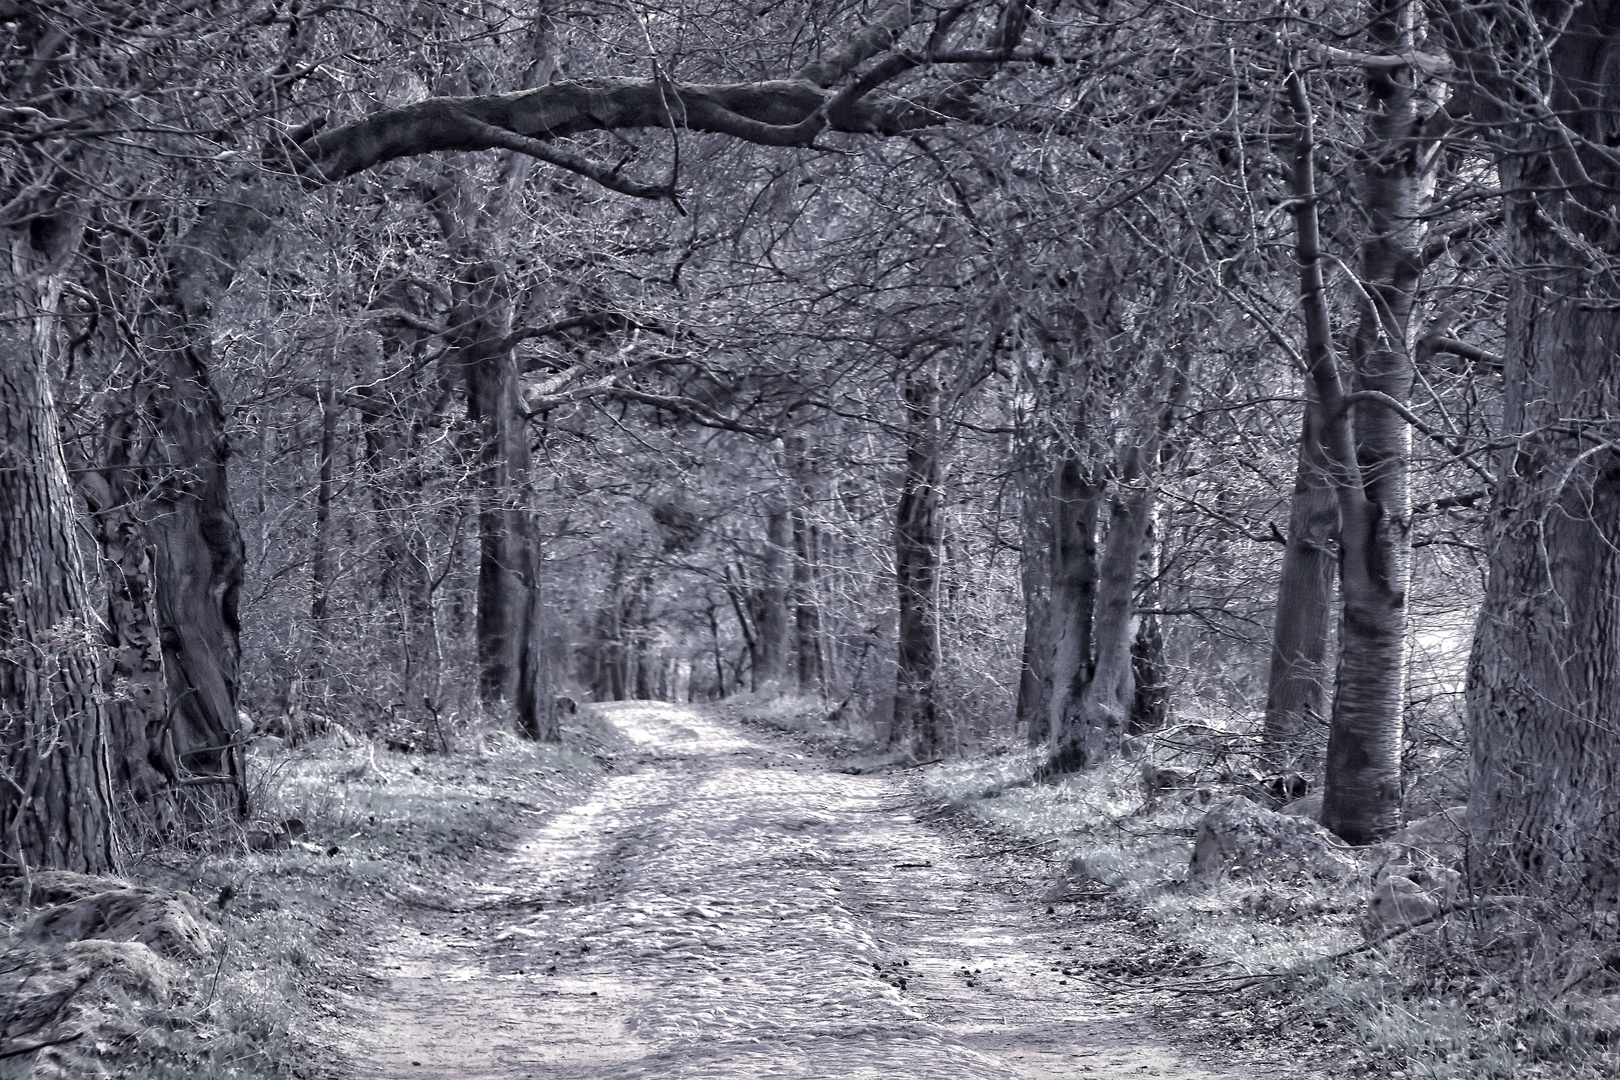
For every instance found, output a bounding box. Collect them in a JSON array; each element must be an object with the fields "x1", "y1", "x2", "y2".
[{"x1": 338, "y1": 703, "x2": 1316, "y2": 1079}]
